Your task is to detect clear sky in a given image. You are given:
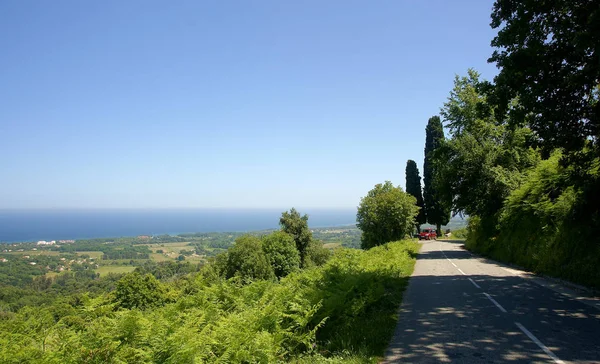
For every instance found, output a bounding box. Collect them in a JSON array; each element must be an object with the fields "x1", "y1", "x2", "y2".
[{"x1": 1, "y1": 0, "x2": 498, "y2": 209}]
